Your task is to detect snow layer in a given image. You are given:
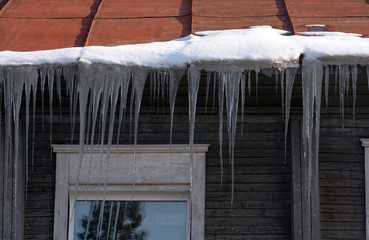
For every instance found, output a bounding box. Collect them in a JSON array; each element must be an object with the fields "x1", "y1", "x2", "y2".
[{"x1": 0, "y1": 26, "x2": 369, "y2": 68}]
